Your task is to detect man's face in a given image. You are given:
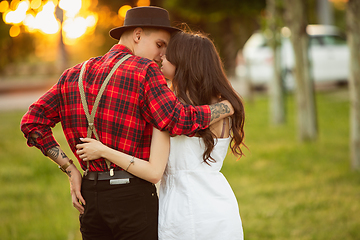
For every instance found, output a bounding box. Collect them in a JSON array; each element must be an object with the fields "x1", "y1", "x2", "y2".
[{"x1": 134, "y1": 29, "x2": 171, "y2": 66}]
